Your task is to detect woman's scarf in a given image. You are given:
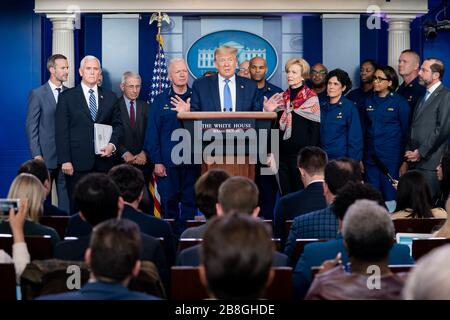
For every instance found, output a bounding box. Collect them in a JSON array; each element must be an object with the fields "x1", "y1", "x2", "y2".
[{"x1": 279, "y1": 85, "x2": 321, "y2": 140}]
